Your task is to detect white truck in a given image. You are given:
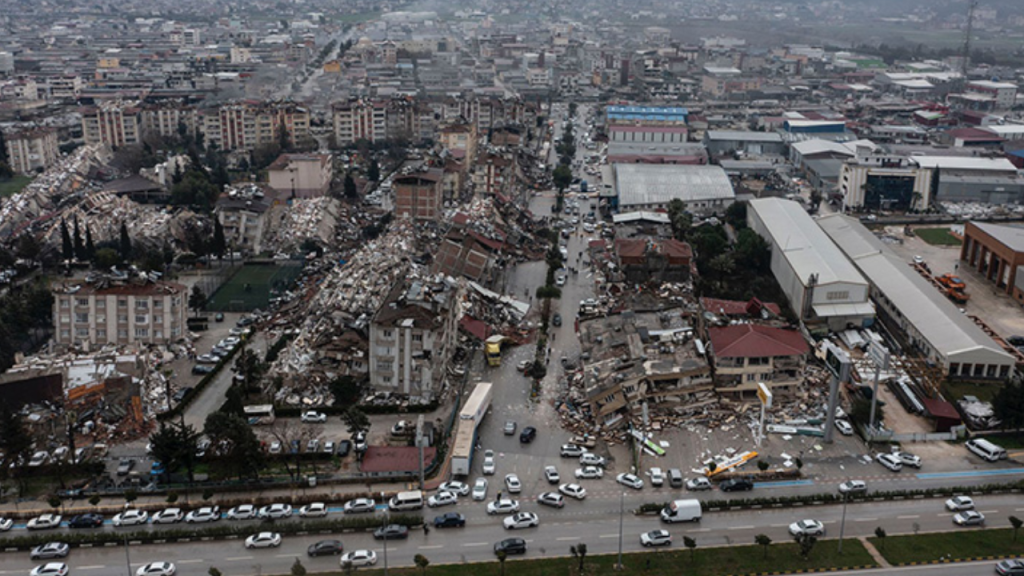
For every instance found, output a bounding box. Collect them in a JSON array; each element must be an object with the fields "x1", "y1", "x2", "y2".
[
  {"x1": 660, "y1": 499, "x2": 702, "y2": 523},
  {"x1": 450, "y1": 383, "x2": 494, "y2": 476}
]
